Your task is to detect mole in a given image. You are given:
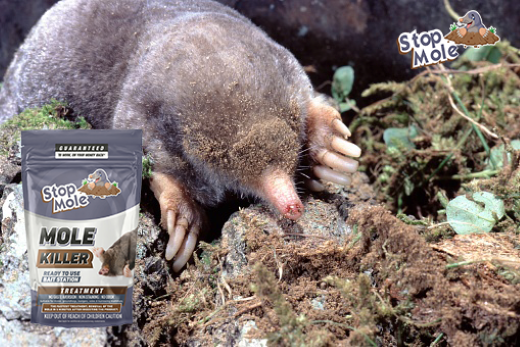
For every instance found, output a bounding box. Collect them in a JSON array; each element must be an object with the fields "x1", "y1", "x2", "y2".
[
  {"x1": 87, "y1": 169, "x2": 113, "y2": 191},
  {"x1": 456, "y1": 10, "x2": 488, "y2": 38},
  {"x1": 0, "y1": 0, "x2": 361, "y2": 271},
  {"x1": 92, "y1": 230, "x2": 137, "y2": 277}
]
